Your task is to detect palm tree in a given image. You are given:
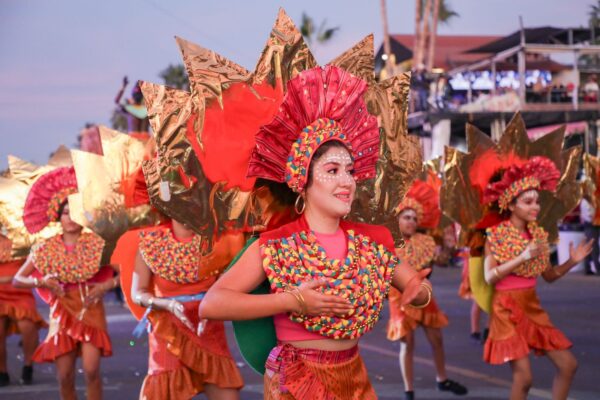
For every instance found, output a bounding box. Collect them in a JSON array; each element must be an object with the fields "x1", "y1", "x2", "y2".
[
  {"x1": 414, "y1": 0, "x2": 459, "y2": 71},
  {"x1": 159, "y1": 64, "x2": 190, "y2": 91},
  {"x1": 300, "y1": 13, "x2": 339, "y2": 45}
]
